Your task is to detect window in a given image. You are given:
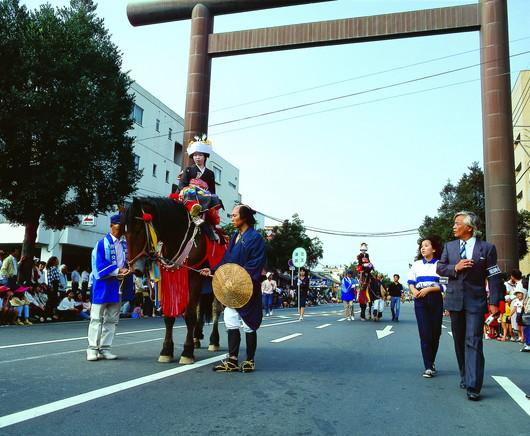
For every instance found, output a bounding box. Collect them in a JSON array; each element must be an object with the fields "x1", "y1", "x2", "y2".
[
  {"x1": 155, "y1": 118, "x2": 160, "y2": 132},
  {"x1": 152, "y1": 164, "x2": 157, "y2": 177},
  {"x1": 132, "y1": 104, "x2": 143, "y2": 126},
  {"x1": 168, "y1": 128, "x2": 172, "y2": 140},
  {"x1": 229, "y1": 181, "x2": 236, "y2": 189},
  {"x1": 174, "y1": 141, "x2": 183, "y2": 164},
  {"x1": 133, "y1": 154, "x2": 140, "y2": 171},
  {"x1": 165, "y1": 170, "x2": 170, "y2": 184},
  {"x1": 213, "y1": 166, "x2": 222, "y2": 184}
]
